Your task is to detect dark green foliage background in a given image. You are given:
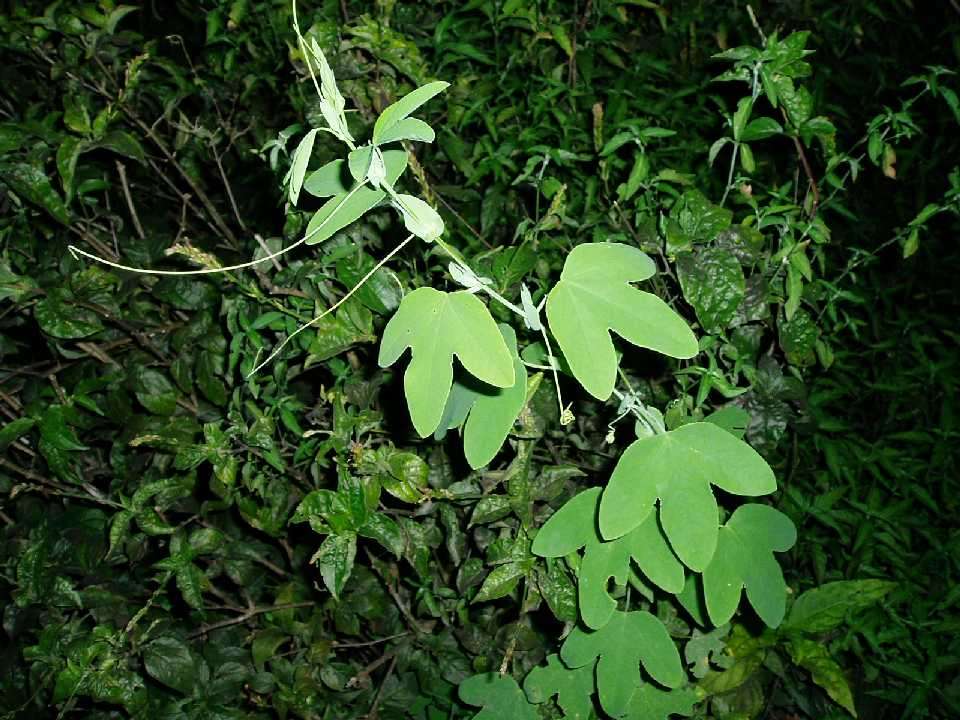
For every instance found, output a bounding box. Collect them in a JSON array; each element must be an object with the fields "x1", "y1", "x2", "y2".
[{"x1": 0, "y1": 1, "x2": 958, "y2": 718}]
